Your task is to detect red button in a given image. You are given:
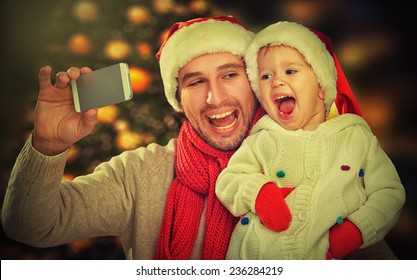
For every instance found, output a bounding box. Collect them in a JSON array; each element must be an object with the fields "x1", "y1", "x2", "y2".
[{"x1": 341, "y1": 165, "x2": 350, "y2": 171}]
